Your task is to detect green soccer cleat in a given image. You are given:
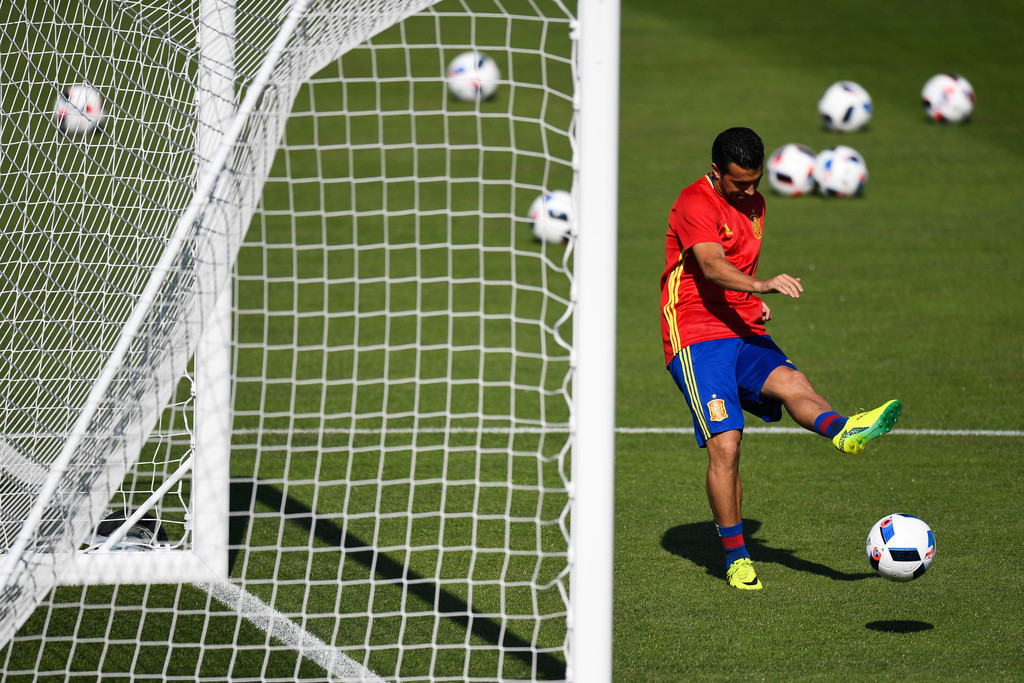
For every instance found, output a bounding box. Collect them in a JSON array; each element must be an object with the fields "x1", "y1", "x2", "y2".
[
  {"x1": 726, "y1": 558, "x2": 763, "y2": 590},
  {"x1": 832, "y1": 399, "x2": 902, "y2": 454}
]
